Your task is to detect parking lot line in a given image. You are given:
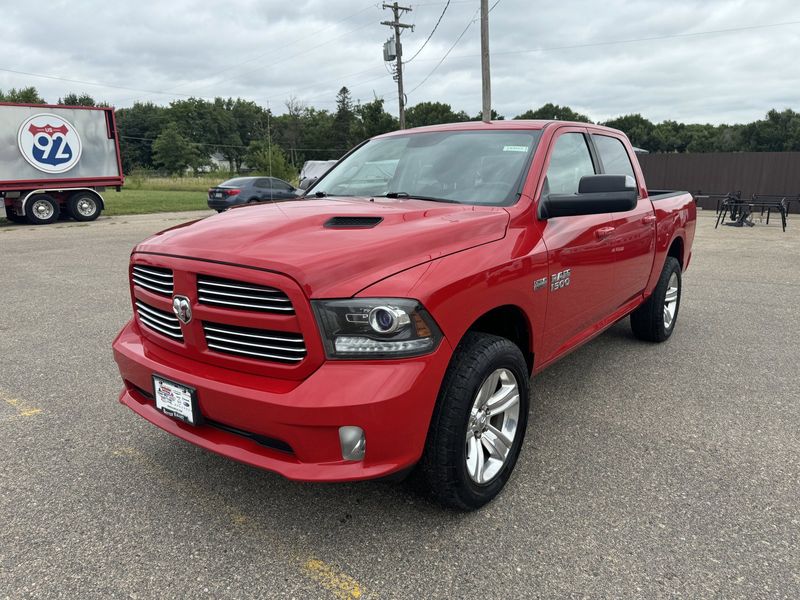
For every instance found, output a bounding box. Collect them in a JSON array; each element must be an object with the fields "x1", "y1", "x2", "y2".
[
  {"x1": 0, "y1": 389, "x2": 42, "y2": 419},
  {"x1": 110, "y1": 444, "x2": 371, "y2": 598},
  {"x1": 304, "y1": 558, "x2": 364, "y2": 599}
]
